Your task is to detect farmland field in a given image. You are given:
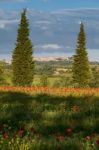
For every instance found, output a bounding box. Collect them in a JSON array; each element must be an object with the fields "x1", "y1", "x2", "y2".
[{"x1": 0, "y1": 87, "x2": 99, "y2": 150}]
